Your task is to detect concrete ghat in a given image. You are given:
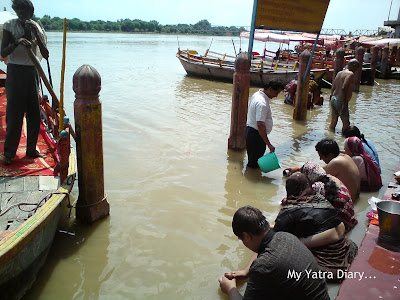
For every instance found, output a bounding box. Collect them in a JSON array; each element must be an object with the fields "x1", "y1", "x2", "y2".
[{"x1": 336, "y1": 164, "x2": 400, "y2": 300}]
